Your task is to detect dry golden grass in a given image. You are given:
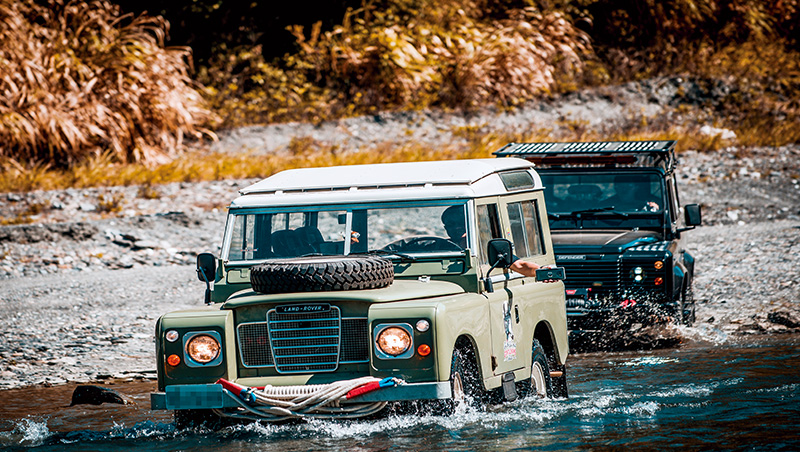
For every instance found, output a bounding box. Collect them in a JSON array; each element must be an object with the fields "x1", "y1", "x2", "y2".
[
  {"x1": 0, "y1": 119, "x2": 749, "y2": 194},
  {"x1": 0, "y1": 0, "x2": 214, "y2": 167}
]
